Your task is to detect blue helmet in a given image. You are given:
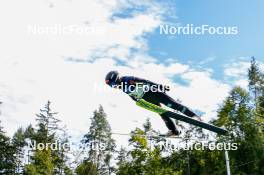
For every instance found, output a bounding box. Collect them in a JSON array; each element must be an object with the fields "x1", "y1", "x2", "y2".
[{"x1": 105, "y1": 71, "x2": 119, "y2": 87}]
